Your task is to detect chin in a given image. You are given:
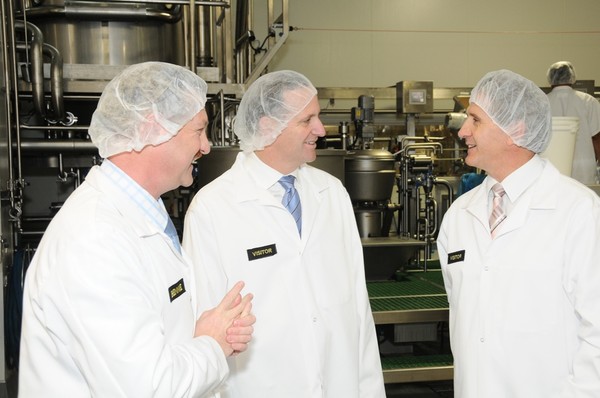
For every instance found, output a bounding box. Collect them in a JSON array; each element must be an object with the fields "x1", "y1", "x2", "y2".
[
  {"x1": 464, "y1": 153, "x2": 476, "y2": 167},
  {"x1": 179, "y1": 174, "x2": 194, "y2": 188},
  {"x1": 303, "y1": 155, "x2": 317, "y2": 164}
]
